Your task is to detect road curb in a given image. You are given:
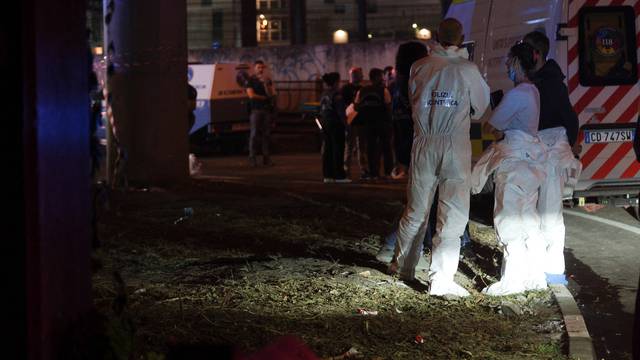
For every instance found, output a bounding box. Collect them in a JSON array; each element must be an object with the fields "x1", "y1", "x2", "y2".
[
  {"x1": 467, "y1": 221, "x2": 597, "y2": 359},
  {"x1": 549, "y1": 284, "x2": 596, "y2": 360}
]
